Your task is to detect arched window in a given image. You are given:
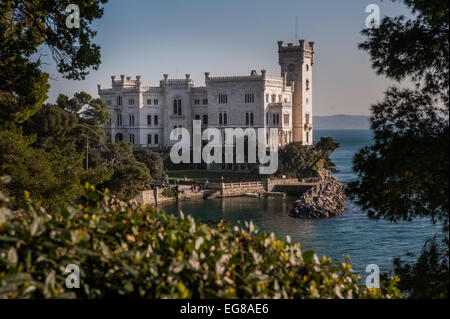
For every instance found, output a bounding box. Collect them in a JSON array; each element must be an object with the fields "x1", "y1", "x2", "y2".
[{"x1": 115, "y1": 133, "x2": 123, "y2": 143}]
